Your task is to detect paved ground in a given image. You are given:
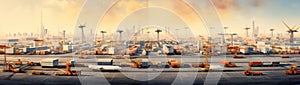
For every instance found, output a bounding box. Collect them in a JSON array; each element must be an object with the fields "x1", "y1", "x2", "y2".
[{"x1": 0, "y1": 54, "x2": 300, "y2": 85}]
